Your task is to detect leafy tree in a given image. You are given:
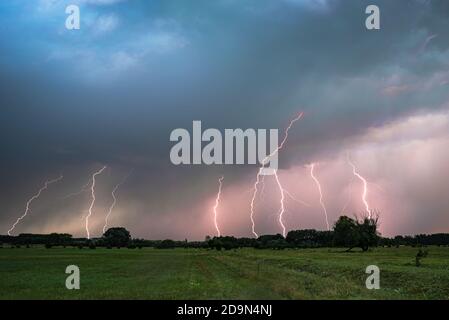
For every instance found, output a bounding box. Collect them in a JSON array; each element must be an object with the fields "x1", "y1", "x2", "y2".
[
  {"x1": 333, "y1": 215, "x2": 379, "y2": 251},
  {"x1": 357, "y1": 217, "x2": 380, "y2": 251},
  {"x1": 207, "y1": 236, "x2": 239, "y2": 250},
  {"x1": 103, "y1": 227, "x2": 131, "y2": 247},
  {"x1": 333, "y1": 216, "x2": 360, "y2": 250},
  {"x1": 286, "y1": 229, "x2": 334, "y2": 248},
  {"x1": 255, "y1": 234, "x2": 288, "y2": 249}
]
